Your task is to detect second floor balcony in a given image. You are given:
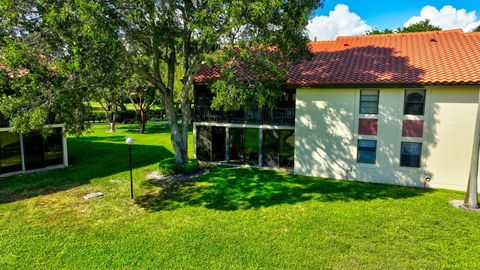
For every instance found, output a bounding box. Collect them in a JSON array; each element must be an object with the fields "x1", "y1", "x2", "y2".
[{"x1": 194, "y1": 106, "x2": 295, "y2": 126}]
